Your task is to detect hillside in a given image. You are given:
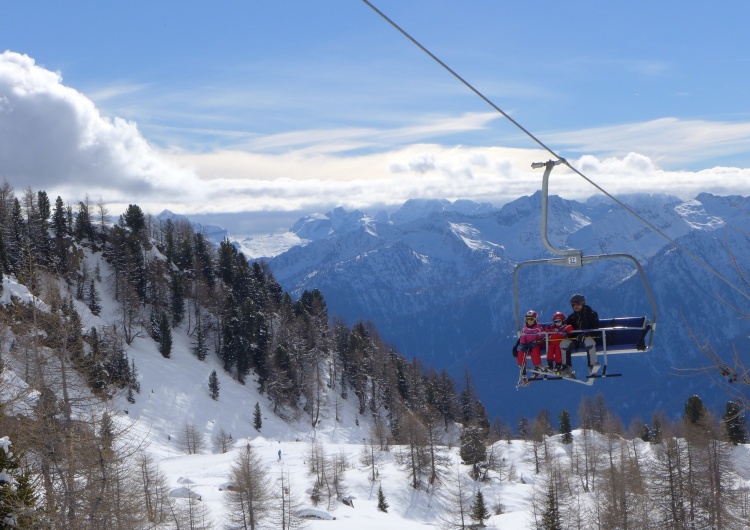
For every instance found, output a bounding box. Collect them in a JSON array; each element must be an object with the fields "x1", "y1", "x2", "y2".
[
  {"x1": 4, "y1": 261, "x2": 750, "y2": 528},
  {"x1": 1, "y1": 192, "x2": 750, "y2": 528}
]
